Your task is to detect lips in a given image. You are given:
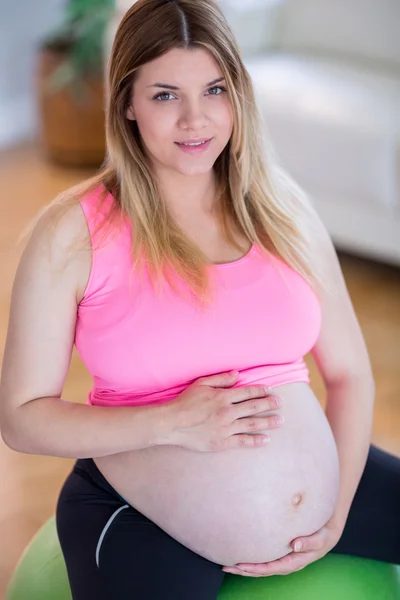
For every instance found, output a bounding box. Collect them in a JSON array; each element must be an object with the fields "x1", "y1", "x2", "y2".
[
  {"x1": 176, "y1": 138, "x2": 211, "y2": 146},
  {"x1": 175, "y1": 138, "x2": 213, "y2": 154}
]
